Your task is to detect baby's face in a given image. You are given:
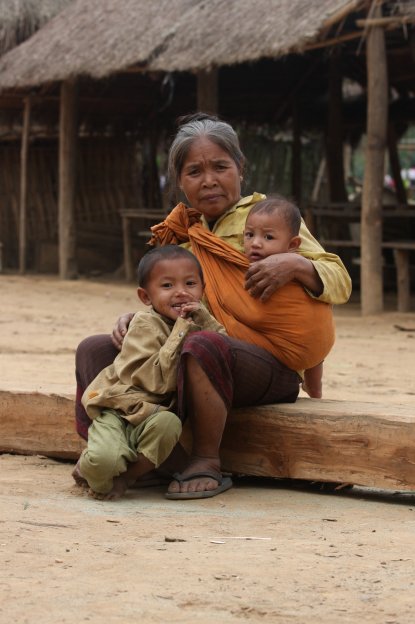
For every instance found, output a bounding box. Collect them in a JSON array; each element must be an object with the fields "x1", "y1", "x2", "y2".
[{"x1": 243, "y1": 211, "x2": 294, "y2": 262}]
